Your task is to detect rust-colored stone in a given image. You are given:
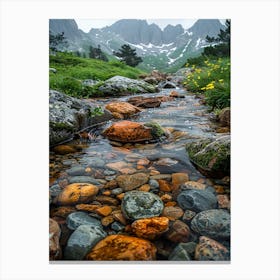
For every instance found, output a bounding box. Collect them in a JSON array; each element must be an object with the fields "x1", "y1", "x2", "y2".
[
  {"x1": 170, "y1": 91, "x2": 180, "y2": 97},
  {"x1": 49, "y1": 218, "x2": 61, "y2": 260},
  {"x1": 112, "y1": 210, "x2": 128, "y2": 225},
  {"x1": 171, "y1": 173, "x2": 189, "y2": 190},
  {"x1": 101, "y1": 215, "x2": 114, "y2": 226},
  {"x1": 137, "y1": 184, "x2": 151, "y2": 192},
  {"x1": 160, "y1": 194, "x2": 172, "y2": 203},
  {"x1": 162, "y1": 206, "x2": 184, "y2": 221},
  {"x1": 137, "y1": 158, "x2": 150, "y2": 166},
  {"x1": 105, "y1": 102, "x2": 142, "y2": 119},
  {"x1": 53, "y1": 145, "x2": 78, "y2": 155},
  {"x1": 116, "y1": 193, "x2": 125, "y2": 200},
  {"x1": 94, "y1": 205, "x2": 113, "y2": 217},
  {"x1": 95, "y1": 195, "x2": 119, "y2": 206},
  {"x1": 165, "y1": 220, "x2": 190, "y2": 243},
  {"x1": 217, "y1": 194, "x2": 230, "y2": 209},
  {"x1": 119, "y1": 167, "x2": 137, "y2": 175},
  {"x1": 106, "y1": 161, "x2": 128, "y2": 172},
  {"x1": 86, "y1": 235, "x2": 156, "y2": 260},
  {"x1": 127, "y1": 96, "x2": 162, "y2": 108},
  {"x1": 158, "y1": 179, "x2": 172, "y2": 192},
  {"x1": 50, "y1": 206, "x2": 76, "y2": 218},
  {"x1": 102, "y1": 190, "x2": 111, "y2": 196},
  {"x1": 131, "y1": 217, "x2": 169, "y2": 240},
  {"x1": 103, "y1": 121, "x2": 153, "y2": 143},
  {"x1": 55, "y1": 183, "x2": 99, "y2": 206},
  {"x1": 75, "y1": 204, "x2": 100, "y2": 212},
  {"x1": 104, "y1": 180, "x2": 118, "y2": 189},
  {"x1": 116, "y1": 173, "x2": 149, "y2": 191},
  {"x1": 165, "y1": 201, "x2": 177, "y2": 207}
]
